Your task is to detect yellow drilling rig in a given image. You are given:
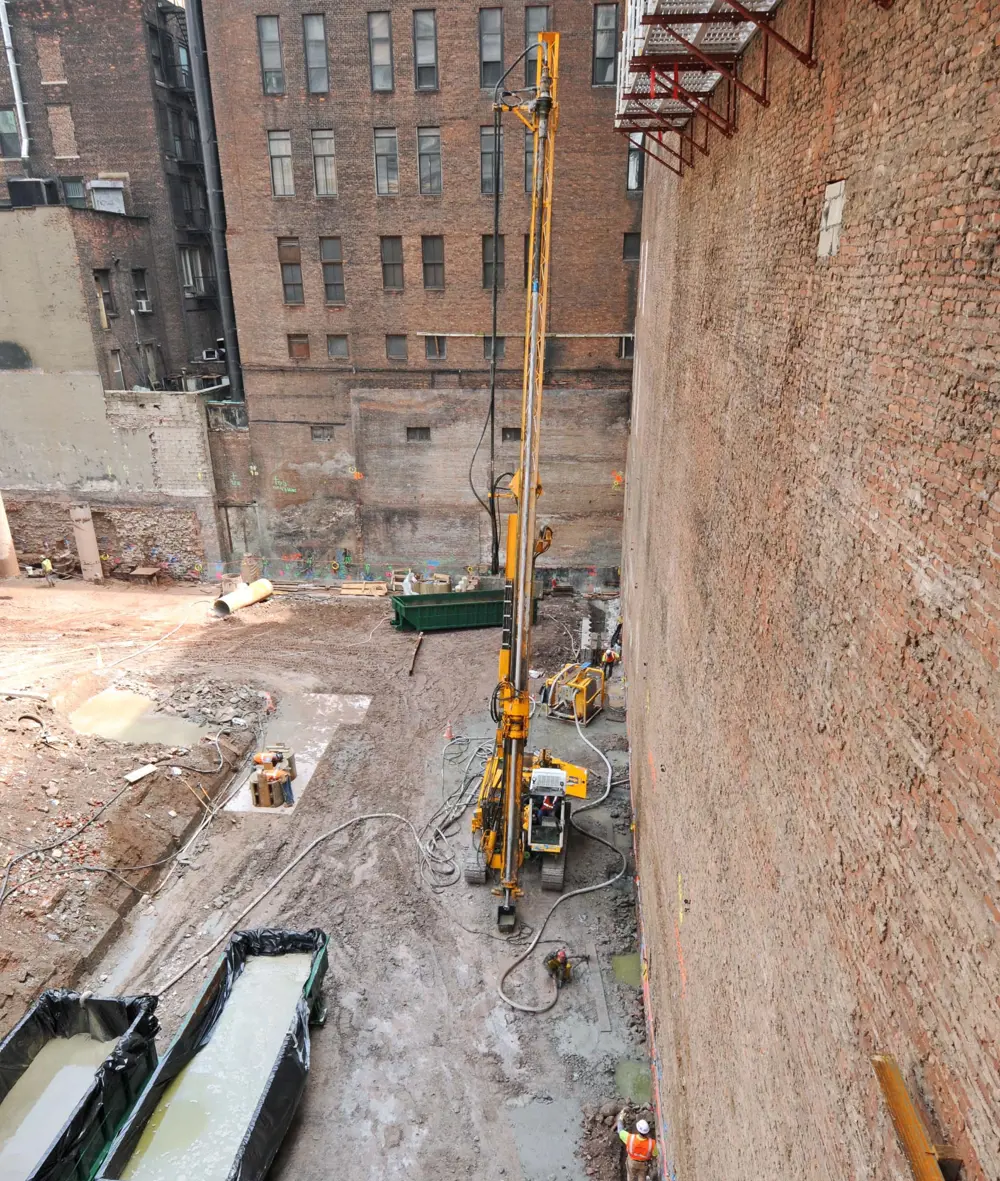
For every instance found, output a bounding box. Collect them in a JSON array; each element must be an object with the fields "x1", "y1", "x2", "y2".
[{"x1": 465, "y1": 33, "x2": 603, "y2": 931}]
